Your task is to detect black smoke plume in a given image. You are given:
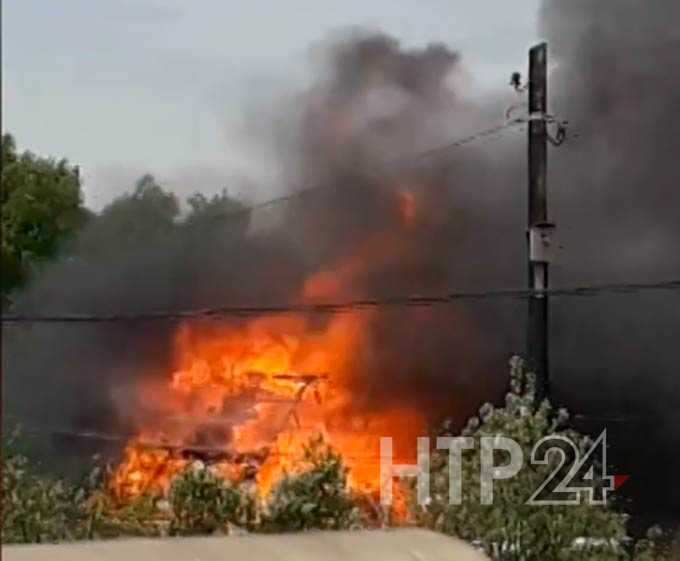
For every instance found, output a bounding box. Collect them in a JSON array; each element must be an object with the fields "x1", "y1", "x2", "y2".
[{"x1": 541, "y1": 0, "x2": 680, "y2": 522}]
